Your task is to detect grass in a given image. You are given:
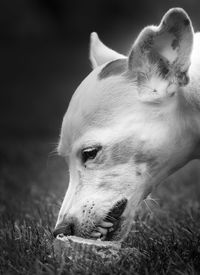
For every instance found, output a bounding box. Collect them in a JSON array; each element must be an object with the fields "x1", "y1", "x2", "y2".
[{"x1": 0, "y1": 138, "x2": 200, "y2": 274}]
